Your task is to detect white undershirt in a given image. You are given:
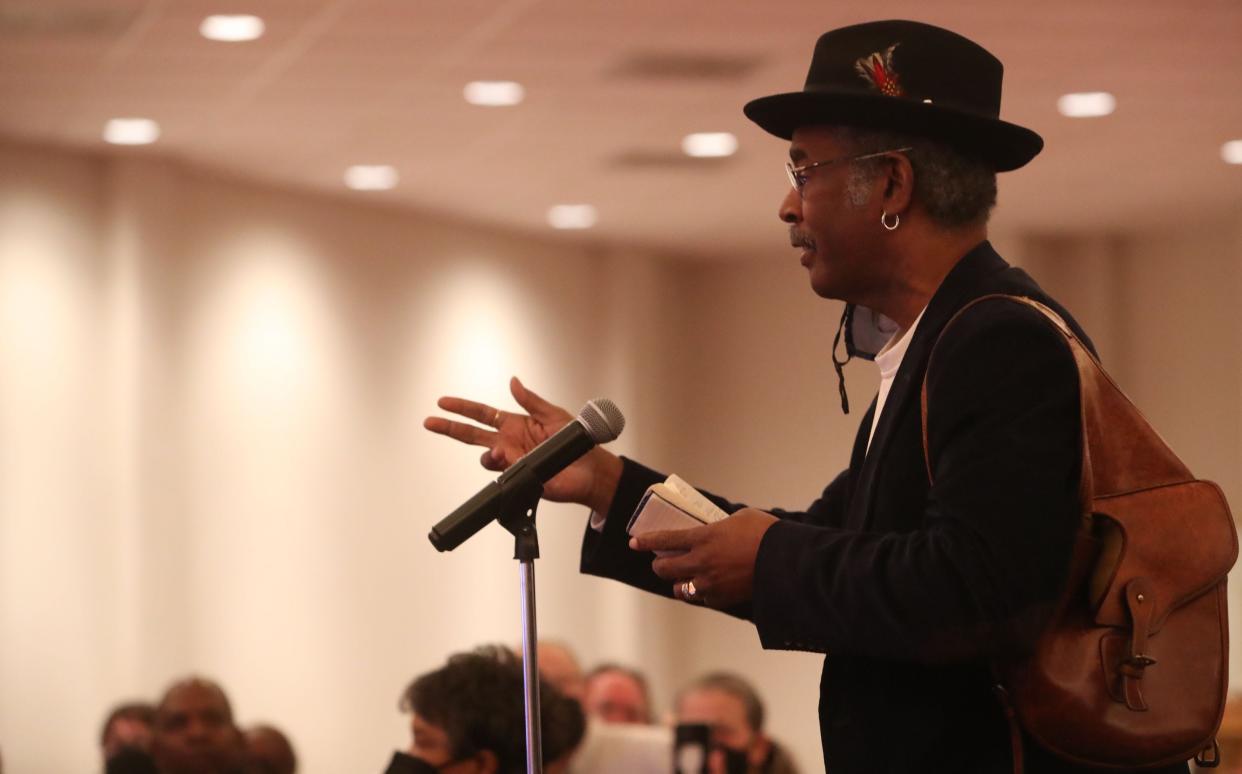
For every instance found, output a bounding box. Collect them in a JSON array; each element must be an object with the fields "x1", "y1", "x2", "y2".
[
  {"x1": 866, "y1": 307, "x2": 926, "y2": 455},
  {"x1": 589, "y1": 305, "x2": 928, "y2": 530}
]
